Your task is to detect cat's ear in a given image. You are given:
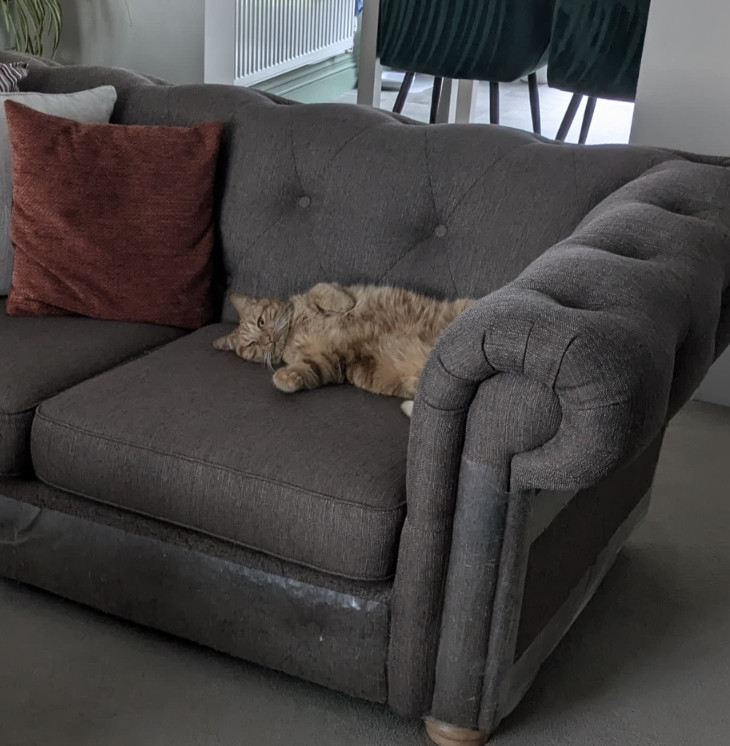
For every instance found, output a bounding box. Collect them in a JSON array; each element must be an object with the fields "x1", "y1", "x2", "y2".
[
  {"x1": 213, "y1": 334, "x2": 235, "y2": 352},
  {"x1": 230, "y1": 294, "x2": 254, "y2": 318}
]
